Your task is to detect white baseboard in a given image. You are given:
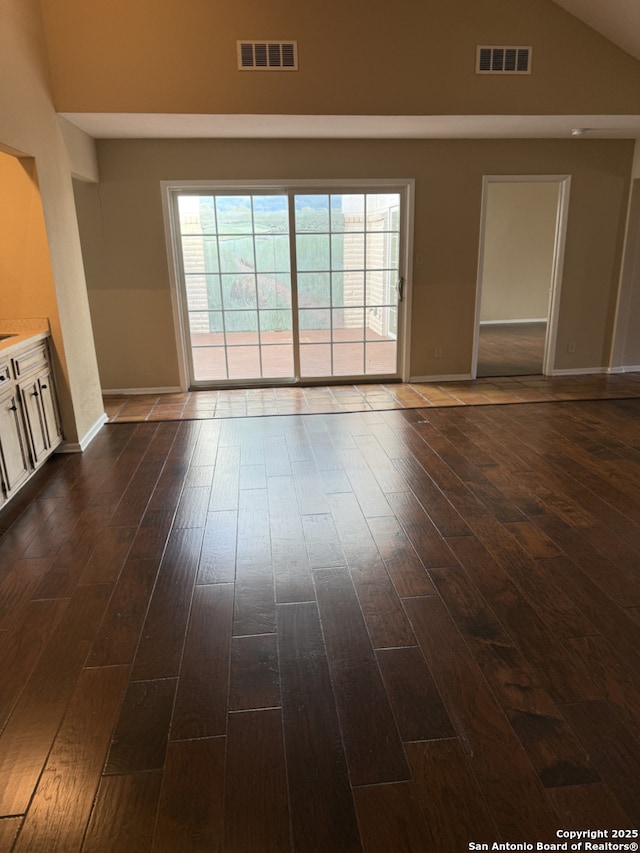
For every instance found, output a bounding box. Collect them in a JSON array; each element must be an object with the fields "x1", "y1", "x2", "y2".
[
  {"x1": 58, "y1": 412, "x2": 108, "y2": 453},
  {"x1": 409, "y1": 374, "x2": 473, "y2": 383},
  {"x1": 101, "y1": 386, "x2": 183, "y2": 396},
  {"x1": 480, "y1": 318, "x2": 547, "y2": 325},
  {"x1": 607, "y1": 364, "x2": 640, "y2": 374},
  {"x1": 551, "y1": 367, "x2": 608, "y2": 376}
]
